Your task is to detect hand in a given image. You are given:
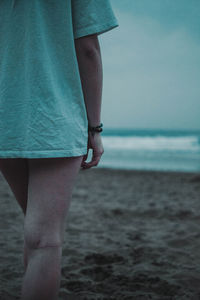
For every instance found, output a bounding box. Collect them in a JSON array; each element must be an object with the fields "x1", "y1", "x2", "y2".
[{"x1": 81, "y1": 131, "x2": 104, "y2": 169}]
